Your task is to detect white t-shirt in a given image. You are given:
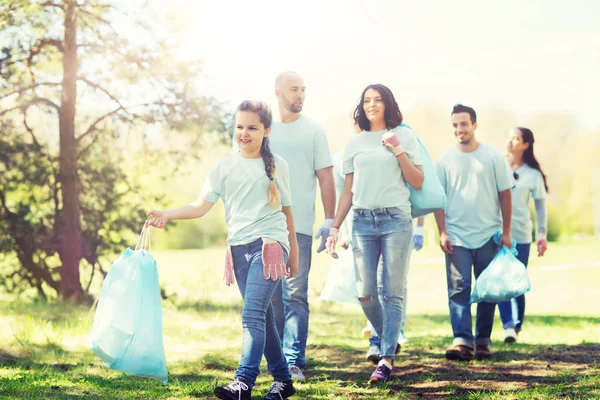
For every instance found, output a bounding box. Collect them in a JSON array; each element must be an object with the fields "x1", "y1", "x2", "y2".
[
  {"x1": 511, "y1": 163, "x2": 547, "y2": 243},
  {"x1": 436, "y1": 143, "x2": 515, "y2": 249},
  {"x1": 343, "y1": 125, "x2": 421, "y2": 214},
  {"x1": 200, "y1": 152, "x2": 292, "y2": 252},
  {"x1": 268, "y1": 115, "x2": 333, "y2": 236}
]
